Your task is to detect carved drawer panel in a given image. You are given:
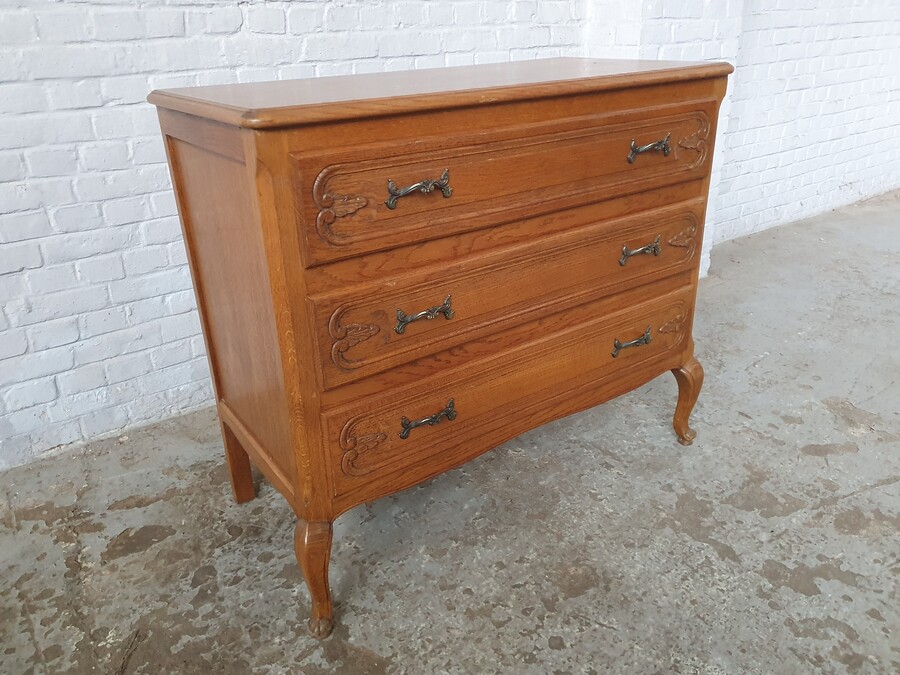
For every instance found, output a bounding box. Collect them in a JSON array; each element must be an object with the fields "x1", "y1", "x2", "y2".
[
  {"x1": 292, "y1": 101, "x2": 716, "y2": 266},
  {"x1": 323, "y1": 281, "x2": 694, "y2": 499},
  {"x1": 311, "y1": 200, "x2": 703, "y2": 390}
]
